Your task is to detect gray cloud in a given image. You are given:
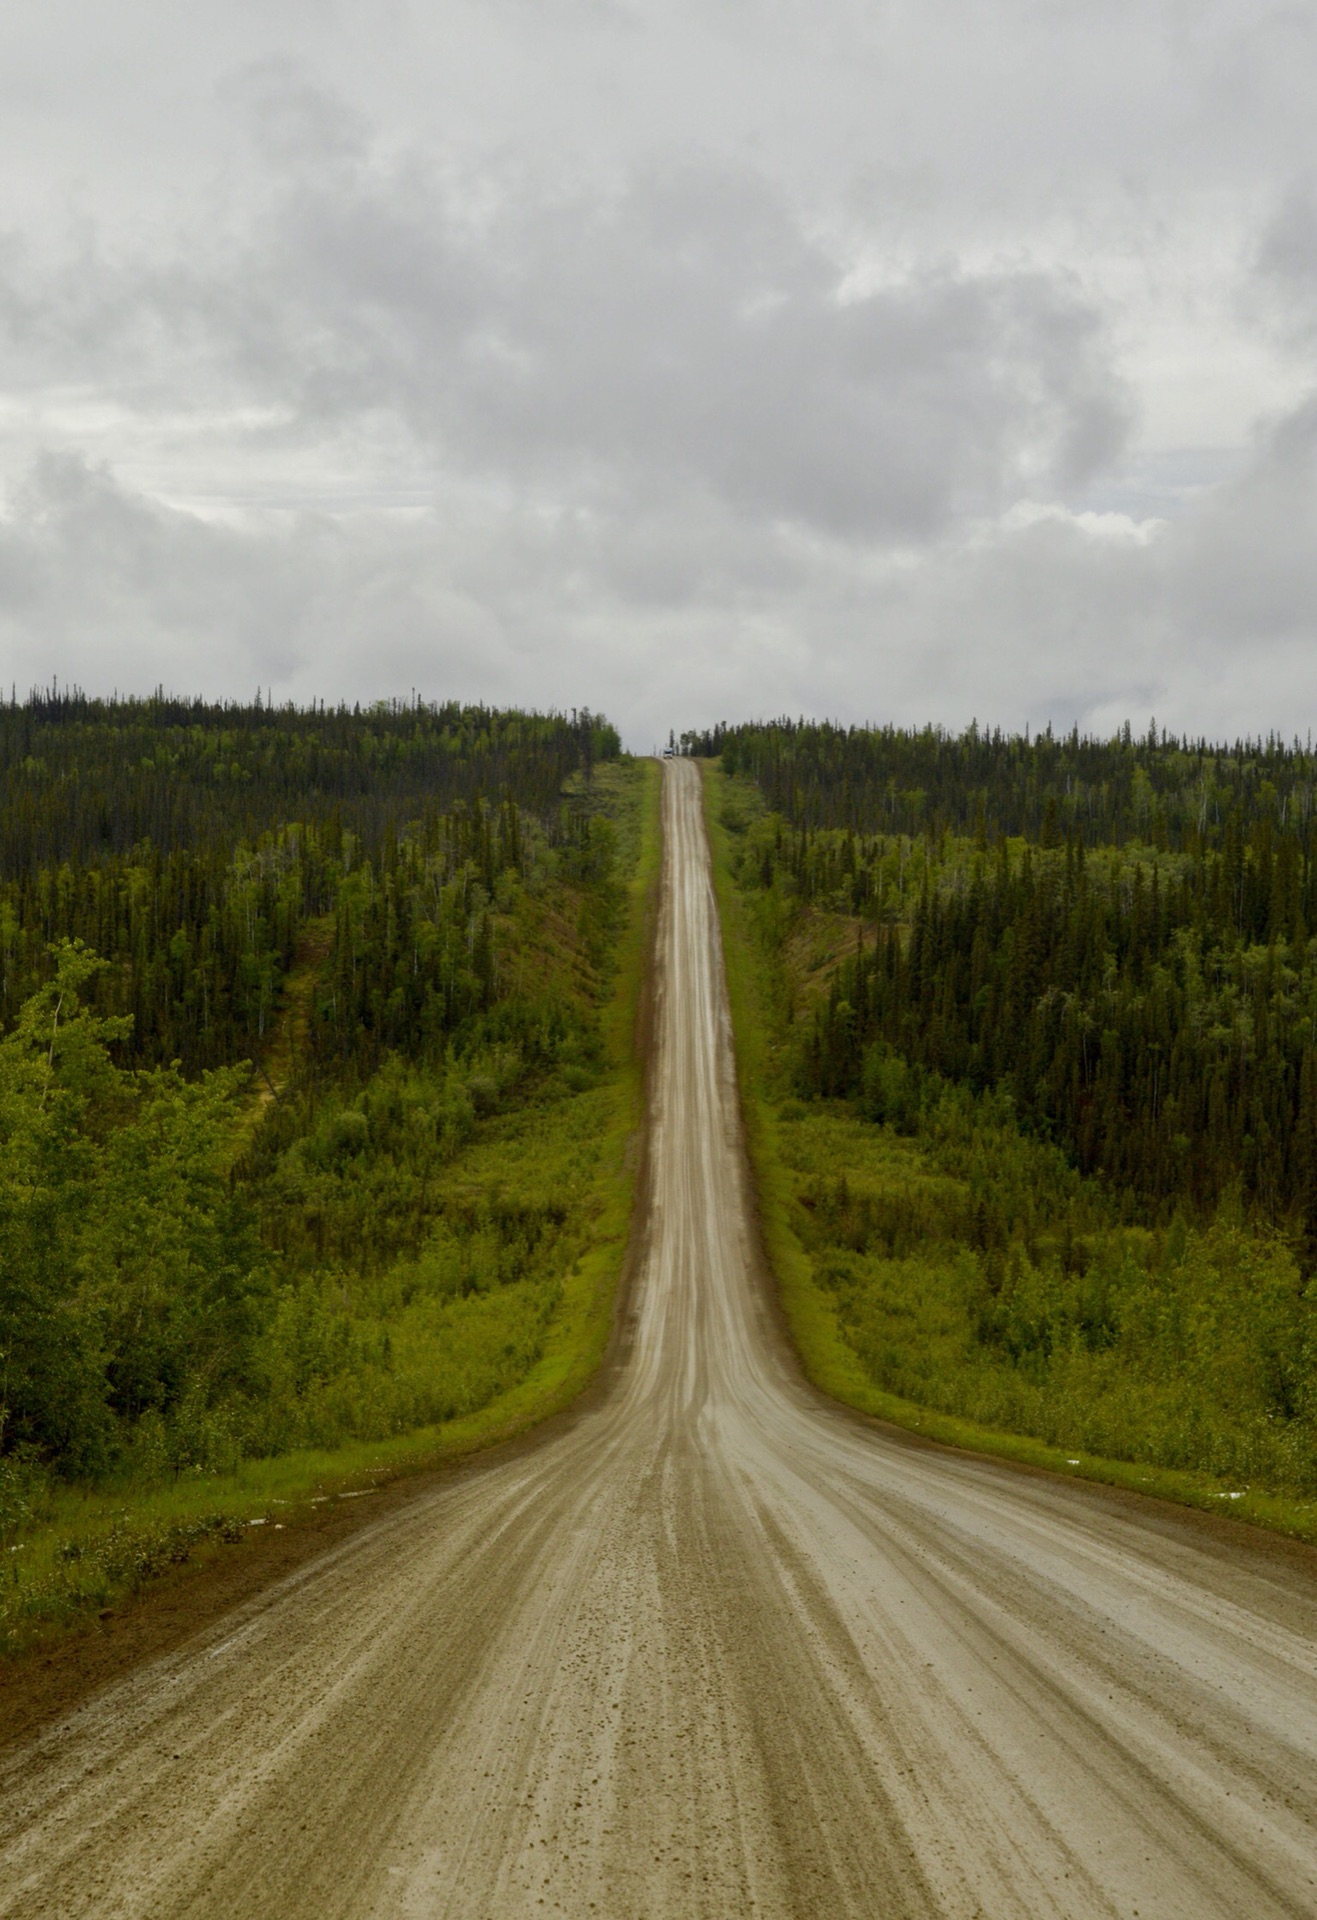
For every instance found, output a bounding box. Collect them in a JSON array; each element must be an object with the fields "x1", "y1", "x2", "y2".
[
  {"x1": 0, "y1": 130, "x2": 1131, "y2": 543},
  {"x1": 0, "y1": 5, "x2": 1312, "y2": 743},
  {"x1": 1167, "y1": 393, "x2": 1317, "y2": 649},
  {"x1": 1257, "y1": 181, "x2": 1317, "y2": 342},
  {"x1": 224, "y1": 57, "x2": 369, "y2": 169},
  {"x1": 1, "y1": 383, "x2": 1314, "y2": 752}
]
